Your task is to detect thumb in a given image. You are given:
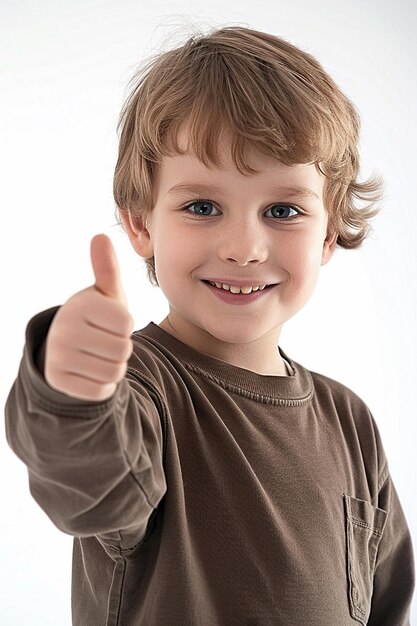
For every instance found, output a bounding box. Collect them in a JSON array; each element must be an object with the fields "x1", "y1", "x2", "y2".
[{"x1": 90, "y1": 234, "x2": 127, "y2": 304}]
